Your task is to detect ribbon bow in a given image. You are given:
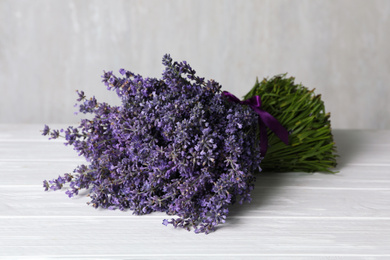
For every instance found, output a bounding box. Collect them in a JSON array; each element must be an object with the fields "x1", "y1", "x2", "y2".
[{"x1": 222, "y1": 91, "x2": 289, "y2": 156}]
